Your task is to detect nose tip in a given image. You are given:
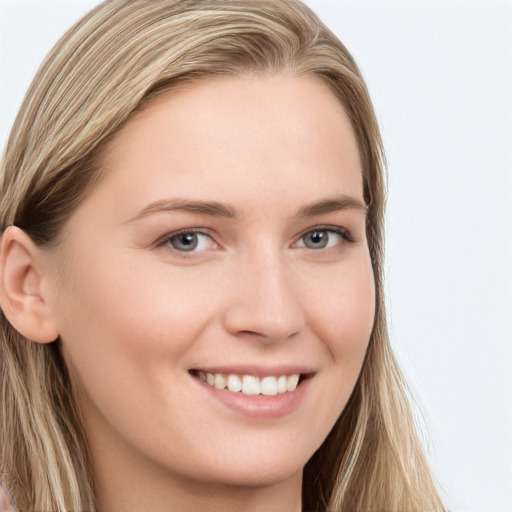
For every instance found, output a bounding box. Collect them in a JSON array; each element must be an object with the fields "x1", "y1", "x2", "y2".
[
  {"x1": 226, "y1": 311, "x2": 303, "y2": 344},
  {"x1": 222, "y1": 261, "x2": 306, "y2": 344},
  {"x1": 223, "y1": 300, "x2": 305, "y2": 344}
]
